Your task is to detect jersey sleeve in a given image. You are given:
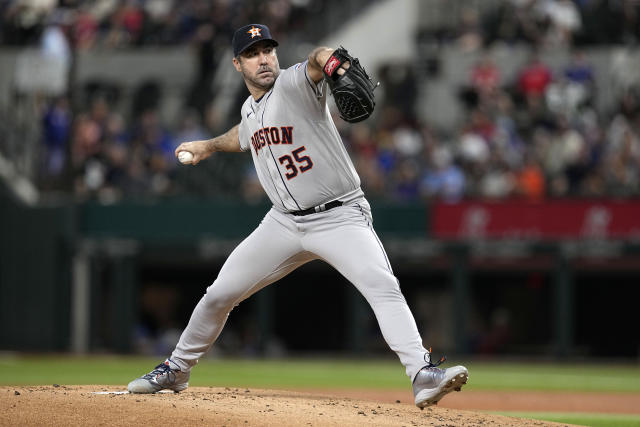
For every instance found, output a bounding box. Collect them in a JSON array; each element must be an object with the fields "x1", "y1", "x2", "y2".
[
  {"x1": 238, "y1": 103, "x2": 251, "y2": 152},
  {"x1": 277, "y1": 60, "x2": 327, "y2": 107}
]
